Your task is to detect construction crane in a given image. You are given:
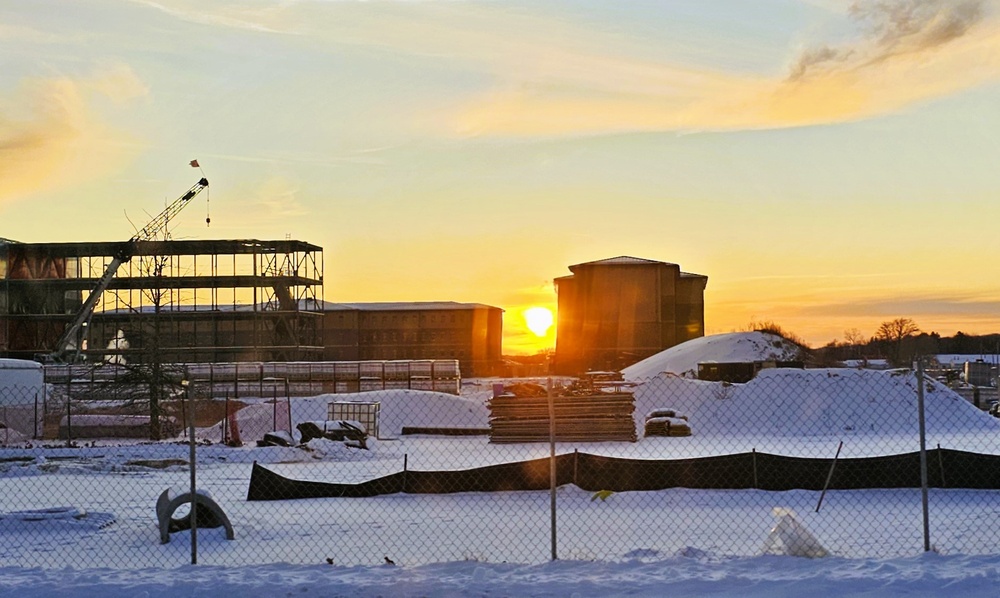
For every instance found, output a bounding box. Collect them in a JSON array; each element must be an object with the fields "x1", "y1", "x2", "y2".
[{"x1": 46, "y1": 177, "x2": 209, "y2": 363}]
